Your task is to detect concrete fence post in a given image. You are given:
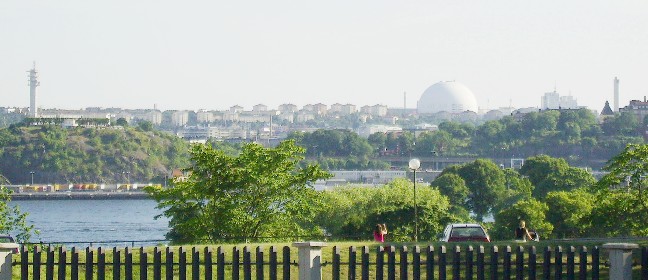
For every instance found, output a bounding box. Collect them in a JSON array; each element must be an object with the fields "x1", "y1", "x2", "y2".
[
  {"x1": 292, "y1": 241, "x2": 327, "y2": 280},
  {"x1": 603, "y1": 243, "x2": 639, "y2": 280},
  {"x1": 0, "y1": 243, "x2": 19, "y2": 280}
]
